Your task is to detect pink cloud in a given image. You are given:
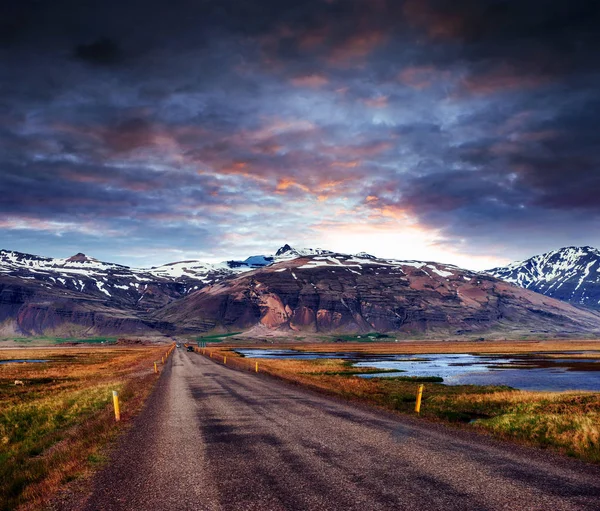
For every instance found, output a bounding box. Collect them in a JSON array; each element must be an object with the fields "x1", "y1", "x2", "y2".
[
  {"x1": 398, "y1": 66, "x2": 444, "y2": 90},
  {"x1": 461, "y1": 66, "x2": 549, "y2": 95},
  {"x1": 290, "y1": 74, "x2": 329, "y2": 88},
  {"x1": 363, "y1": 95, "x2": 389, "y2": 108}
]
